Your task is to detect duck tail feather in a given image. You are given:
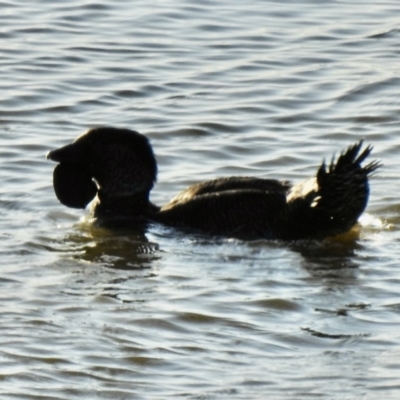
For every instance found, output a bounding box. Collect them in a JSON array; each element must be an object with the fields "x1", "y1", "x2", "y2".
[{"x1": 312, "y1": 141, "x2": 380, "y2": 234}]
